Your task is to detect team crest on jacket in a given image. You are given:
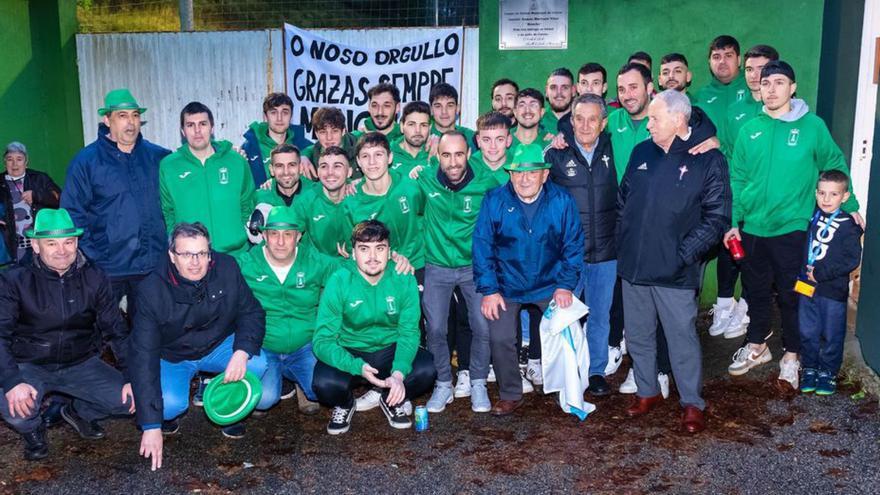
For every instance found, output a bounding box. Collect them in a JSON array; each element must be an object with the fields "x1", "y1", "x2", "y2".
[
  {"x1": 565, "y1": 160, "x2": 577, "y2": 177},
  {"x1": 463, "y1": 196, "x2": 473, "y2": 213},
  {"x1": 399, "y1": 196, "x2": 410, "y2": 213},
  {"x1": 296, "y1": 271, "x2": 305, "y2": 288},
  {"x1": 219, "y1": 167, "x2": 229, "y2": 185},
  {"x1": 386, "y1": 295, "x2": 397, "y2": 315},
  {"x1": 736, "y1": 89, "x2": 746, "y2": 101},
  {"x1": 787, "y1": 129, "x2": 800, "y2": 147}
]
